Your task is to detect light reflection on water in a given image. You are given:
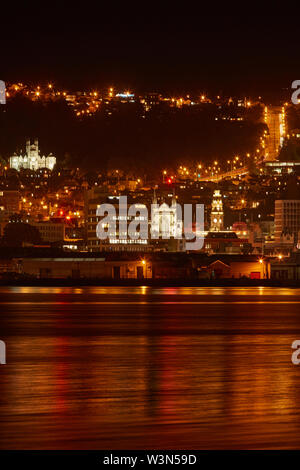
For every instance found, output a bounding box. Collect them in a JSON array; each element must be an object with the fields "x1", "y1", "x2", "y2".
[
  {"x1": 1, "y1": 287, "x2": 300, "y2": 449},
  {"x1": 4, "y1": 286, "x2": 300, "y2": 296}
]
